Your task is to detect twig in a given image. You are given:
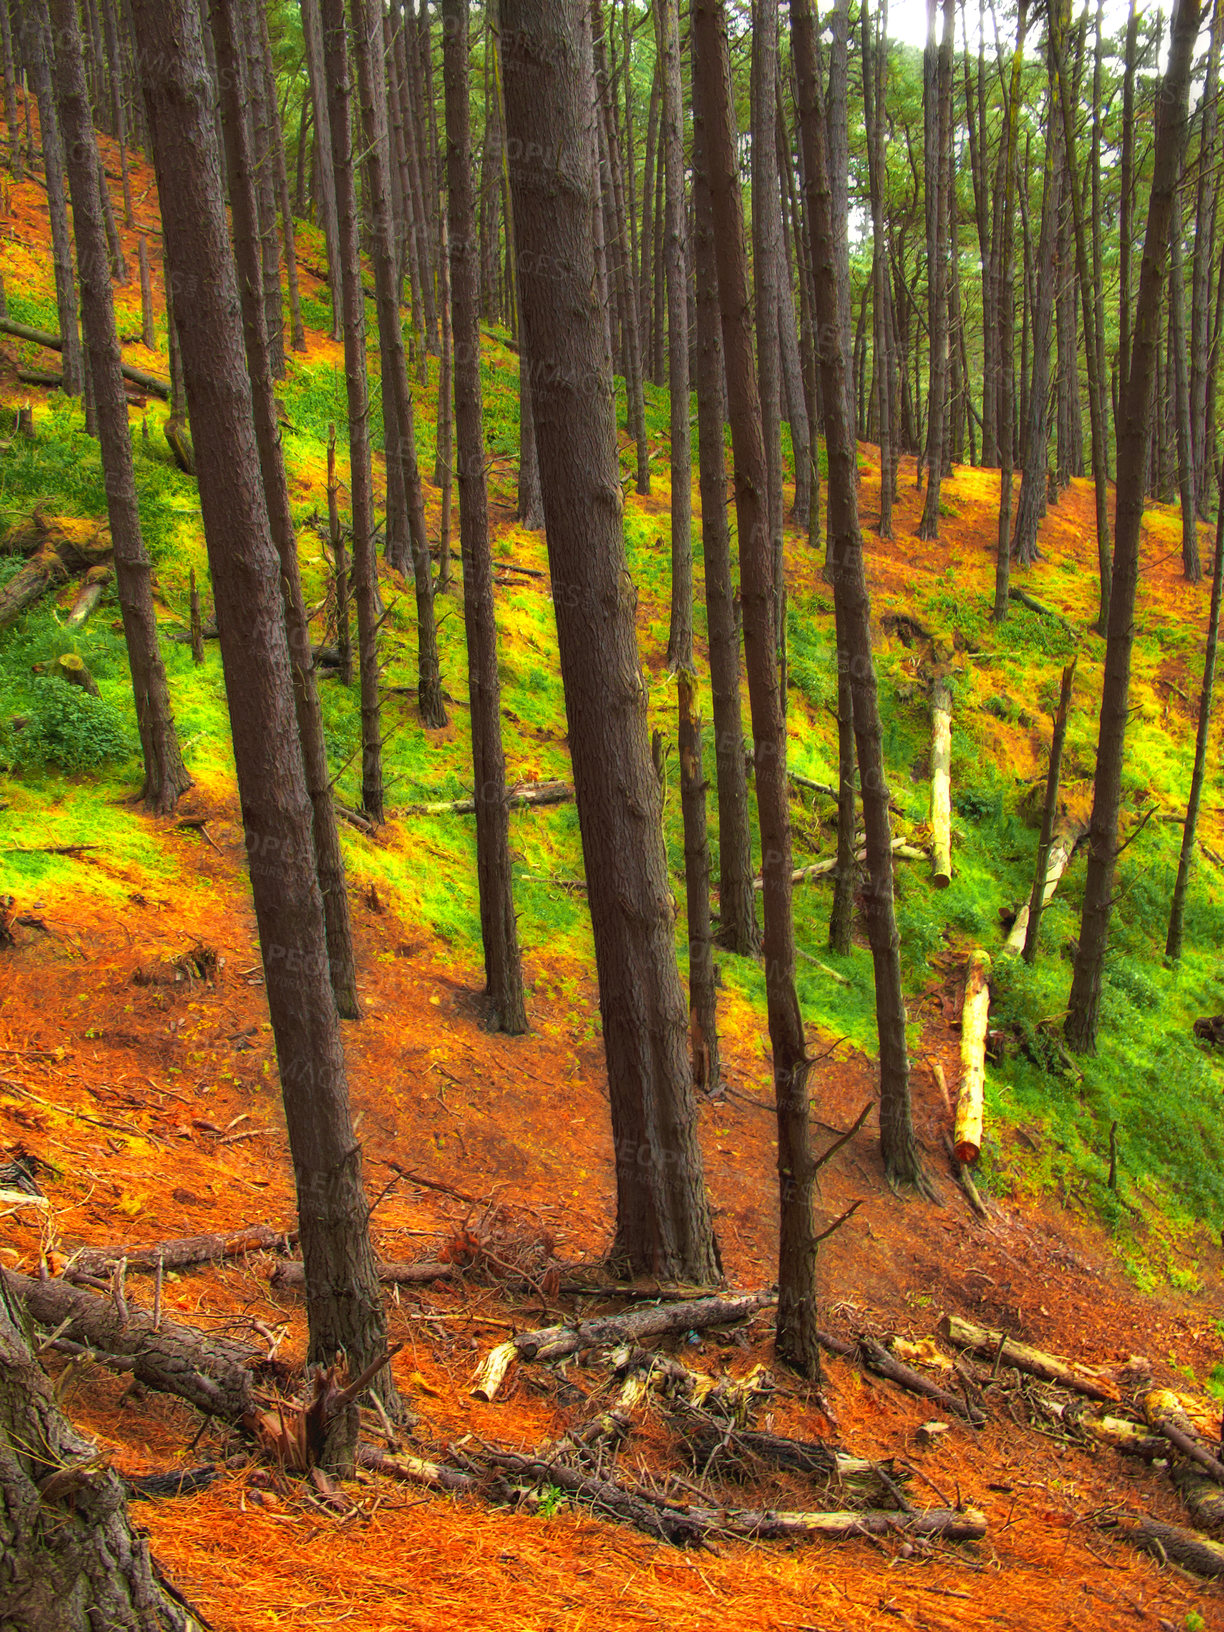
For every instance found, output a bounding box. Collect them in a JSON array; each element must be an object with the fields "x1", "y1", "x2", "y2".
[{"x1": 813, "y1": 1101, "x2": 873, "y2": 1175}]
